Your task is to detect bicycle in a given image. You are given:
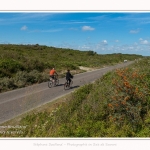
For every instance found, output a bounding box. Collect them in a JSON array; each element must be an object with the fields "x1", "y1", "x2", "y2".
[
  {"x1": 48, "y1": 75, "x2": 59, "y2": 88},
  {"x1": 64, "y1": 79, "x2": 73, "y2": 90}
]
